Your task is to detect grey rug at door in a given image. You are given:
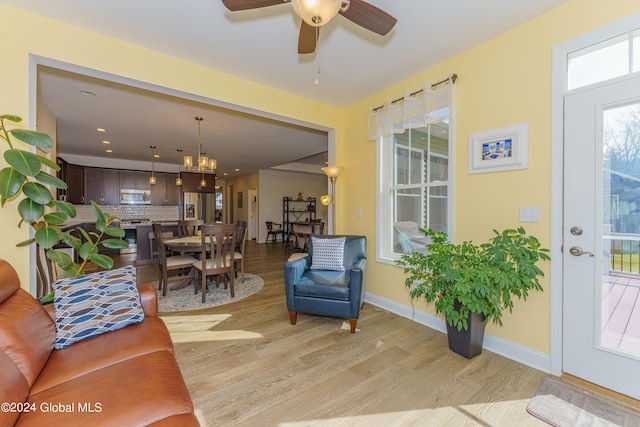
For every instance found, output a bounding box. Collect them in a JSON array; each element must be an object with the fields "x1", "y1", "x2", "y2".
[
  {"x1": 527, "y1": 377, "x2": 640, "y2": 426},
  {"x1": 154, "y1": 273, "x2": 264, "y2": 312}
]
